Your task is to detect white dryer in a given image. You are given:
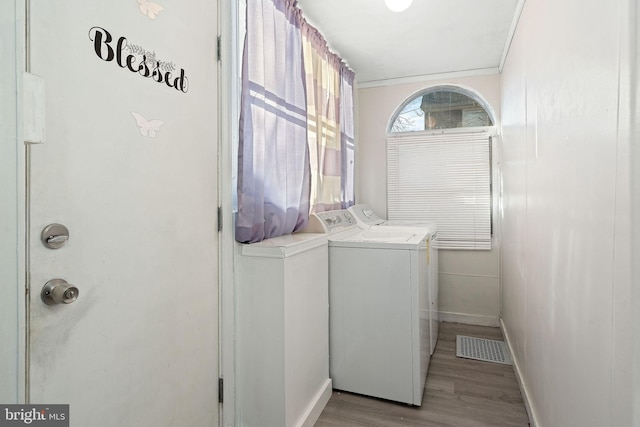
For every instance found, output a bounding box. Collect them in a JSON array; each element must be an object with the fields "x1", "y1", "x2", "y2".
[
  {"x1": 235, "y1": 233, "x2": 331, "y2": 427},
  {"x1": 348, "y1": 204, "x2": 440, "y2": 355},
  {"x1": 304, "y1": 210, "x2": 432, "y2": 406}
]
